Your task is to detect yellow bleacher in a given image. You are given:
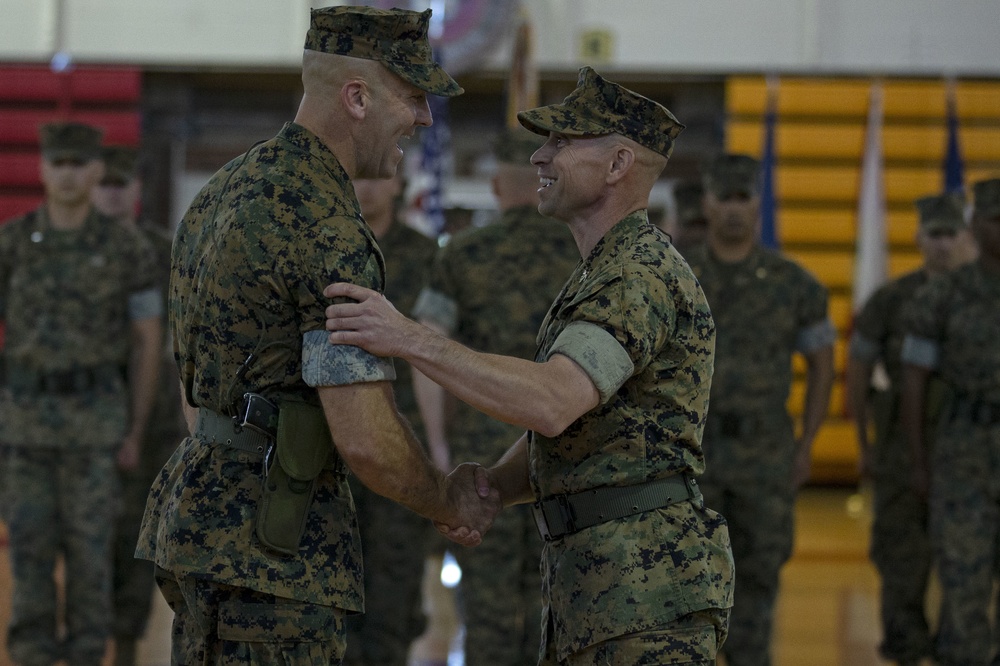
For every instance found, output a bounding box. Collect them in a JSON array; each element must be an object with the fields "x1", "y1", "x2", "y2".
[{"x1": 725, "y1": 75, "x2": 1000, "y2": 483}]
